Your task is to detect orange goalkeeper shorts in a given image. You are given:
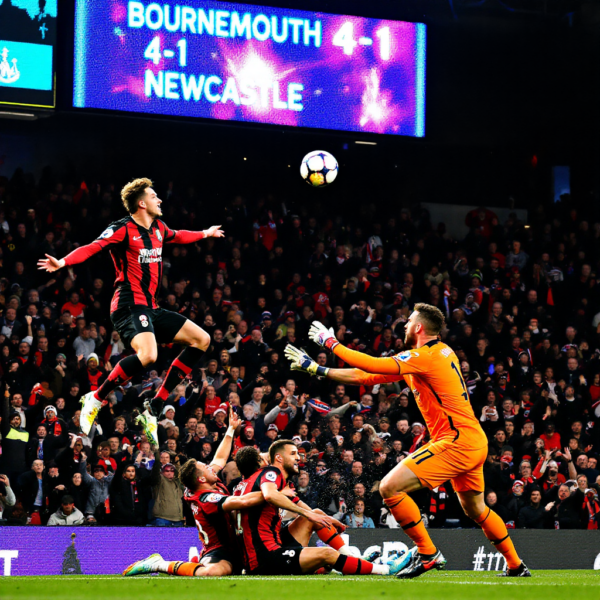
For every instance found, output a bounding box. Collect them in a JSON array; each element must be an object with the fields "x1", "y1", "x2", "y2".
[{"x1": 402, "y1": 439, "x2": 488, "y2": 493}]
